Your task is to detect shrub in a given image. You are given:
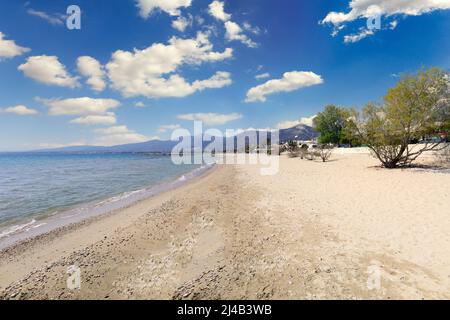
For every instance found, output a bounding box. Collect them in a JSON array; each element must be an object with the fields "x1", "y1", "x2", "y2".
[
  {"x1": 299, "y1": 144, "x2": 309, "y2": 159},
  {"x1": 287, "y1": 140, "x2": 300, "y2": 157},
  {"x1": 317, "y1": 144, "x2": 334, "y2": 162}
]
